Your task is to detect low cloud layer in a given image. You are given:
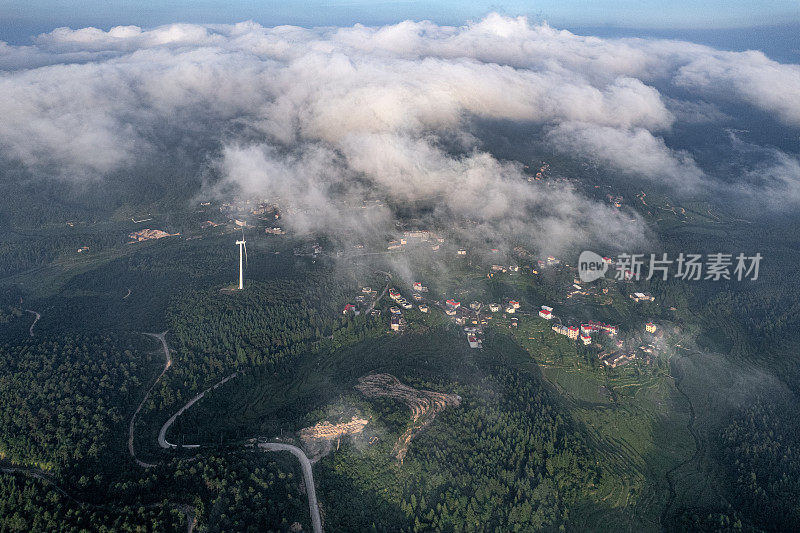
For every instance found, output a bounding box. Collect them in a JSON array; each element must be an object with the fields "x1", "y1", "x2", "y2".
[
  {"x1": 547, "y1": 122, "x2": 705, "y2": 189},
  {"x1": 1, "y1": 14, "x2": 799, "y2": 253}
]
